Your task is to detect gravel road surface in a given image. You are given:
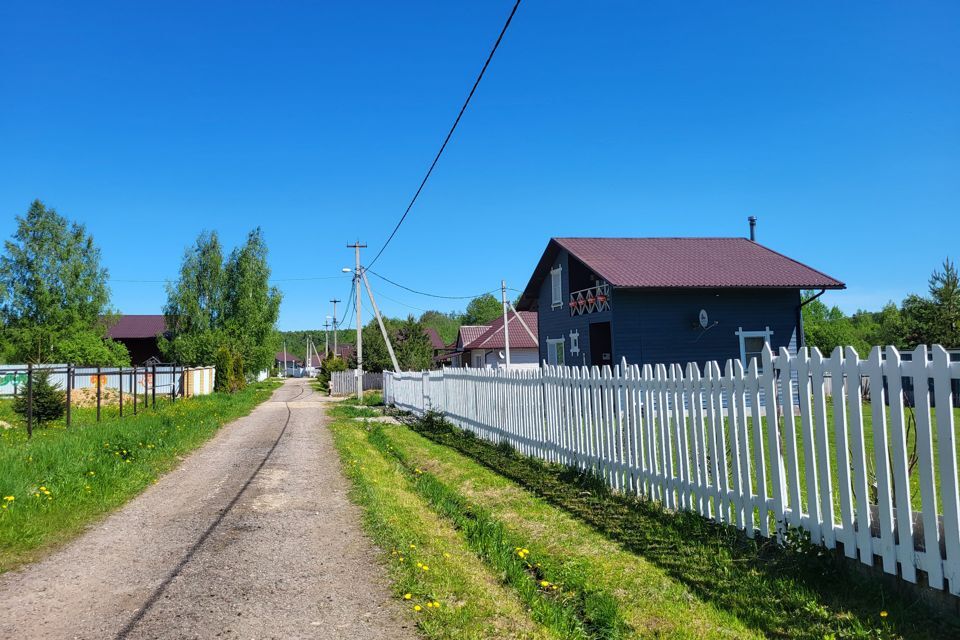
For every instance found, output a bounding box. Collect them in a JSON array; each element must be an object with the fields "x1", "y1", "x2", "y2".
[{"x1": 0, "y1": 379, "x2": 417, "y2": 639}]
